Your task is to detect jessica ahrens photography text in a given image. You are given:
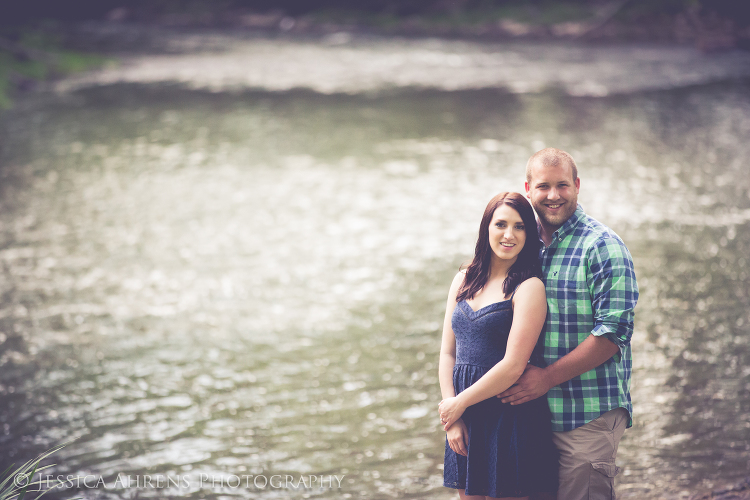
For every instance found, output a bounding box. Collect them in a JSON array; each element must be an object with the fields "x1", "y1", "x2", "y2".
[{"x1": 18, "y1": 472, "x2": 347, "y2": 492}]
